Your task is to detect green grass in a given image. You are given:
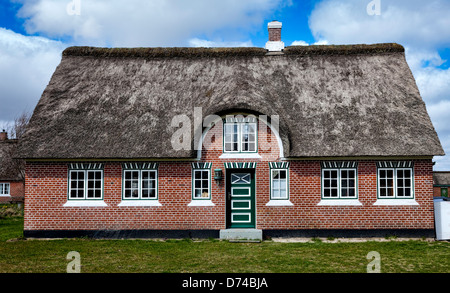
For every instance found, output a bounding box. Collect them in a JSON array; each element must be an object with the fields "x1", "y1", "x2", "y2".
[{"x1": 1, "y1": 216, "x2": 449, "y2": 273}]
